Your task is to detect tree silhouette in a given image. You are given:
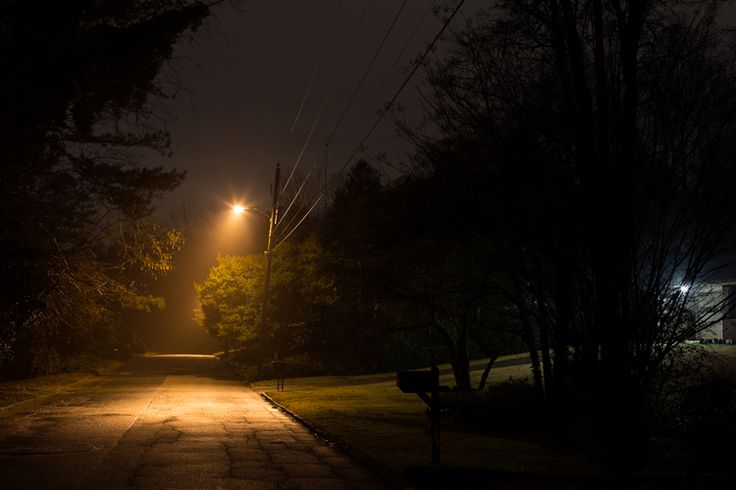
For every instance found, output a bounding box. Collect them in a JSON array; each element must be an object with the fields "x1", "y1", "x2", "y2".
[
  {"x1": 0, "y1": 0, "x2": 211, "y2": 376},
  {"x1": 404, "y1": 0, "x2": 736, "y2": 464}
]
